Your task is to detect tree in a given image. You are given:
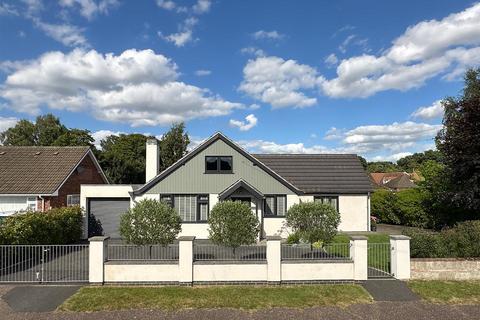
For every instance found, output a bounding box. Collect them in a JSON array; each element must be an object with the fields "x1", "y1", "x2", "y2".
[
  {"x1": 99, "y1": 133, "x2": 148, "y2": 184},
  {"x1": 397, "y1": 150, "x2": 444, "y2": 172},
  {"x1": 395, "y1": 189, "x2": 429, "y2": 228},
  {"x1": 371, "y1": 189, "x2": 400, "y2": 225},
  {"x1": 119, "y1": 199, "x2": 182, "y2": 245},
  {"x1": 34, "y1": 114, "x2": 67, "y2": 145},
  {"x1": 208, "y1": 201, "x2": 260, "y2": 251},
  {"x1": 53, "y1": 129, "x2": 95, "y2": 147},
  {"x1": 159, "y1": 122, "x2": 190, "y2": 171},
  {"x1": 367, "y1": 161, "x2": 400, "y2": 173},
  {"x1": 0, "y1": 119, "x2": 36, "y2": 145},
  {"x1": 357, "y1": 156, "x2": 367, "y2": 170},
  {"x1": 285, "y1": 202, "x2": 340, "y2": 244},
  {"x1": 436, "y1": 68, "x2": 480, "y2": 214}
]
